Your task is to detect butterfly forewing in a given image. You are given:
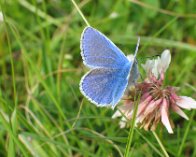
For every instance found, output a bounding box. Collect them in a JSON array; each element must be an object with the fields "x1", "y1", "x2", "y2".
[{"x1": 81, "y1": 27, "x2": 129, "y2": 69}]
